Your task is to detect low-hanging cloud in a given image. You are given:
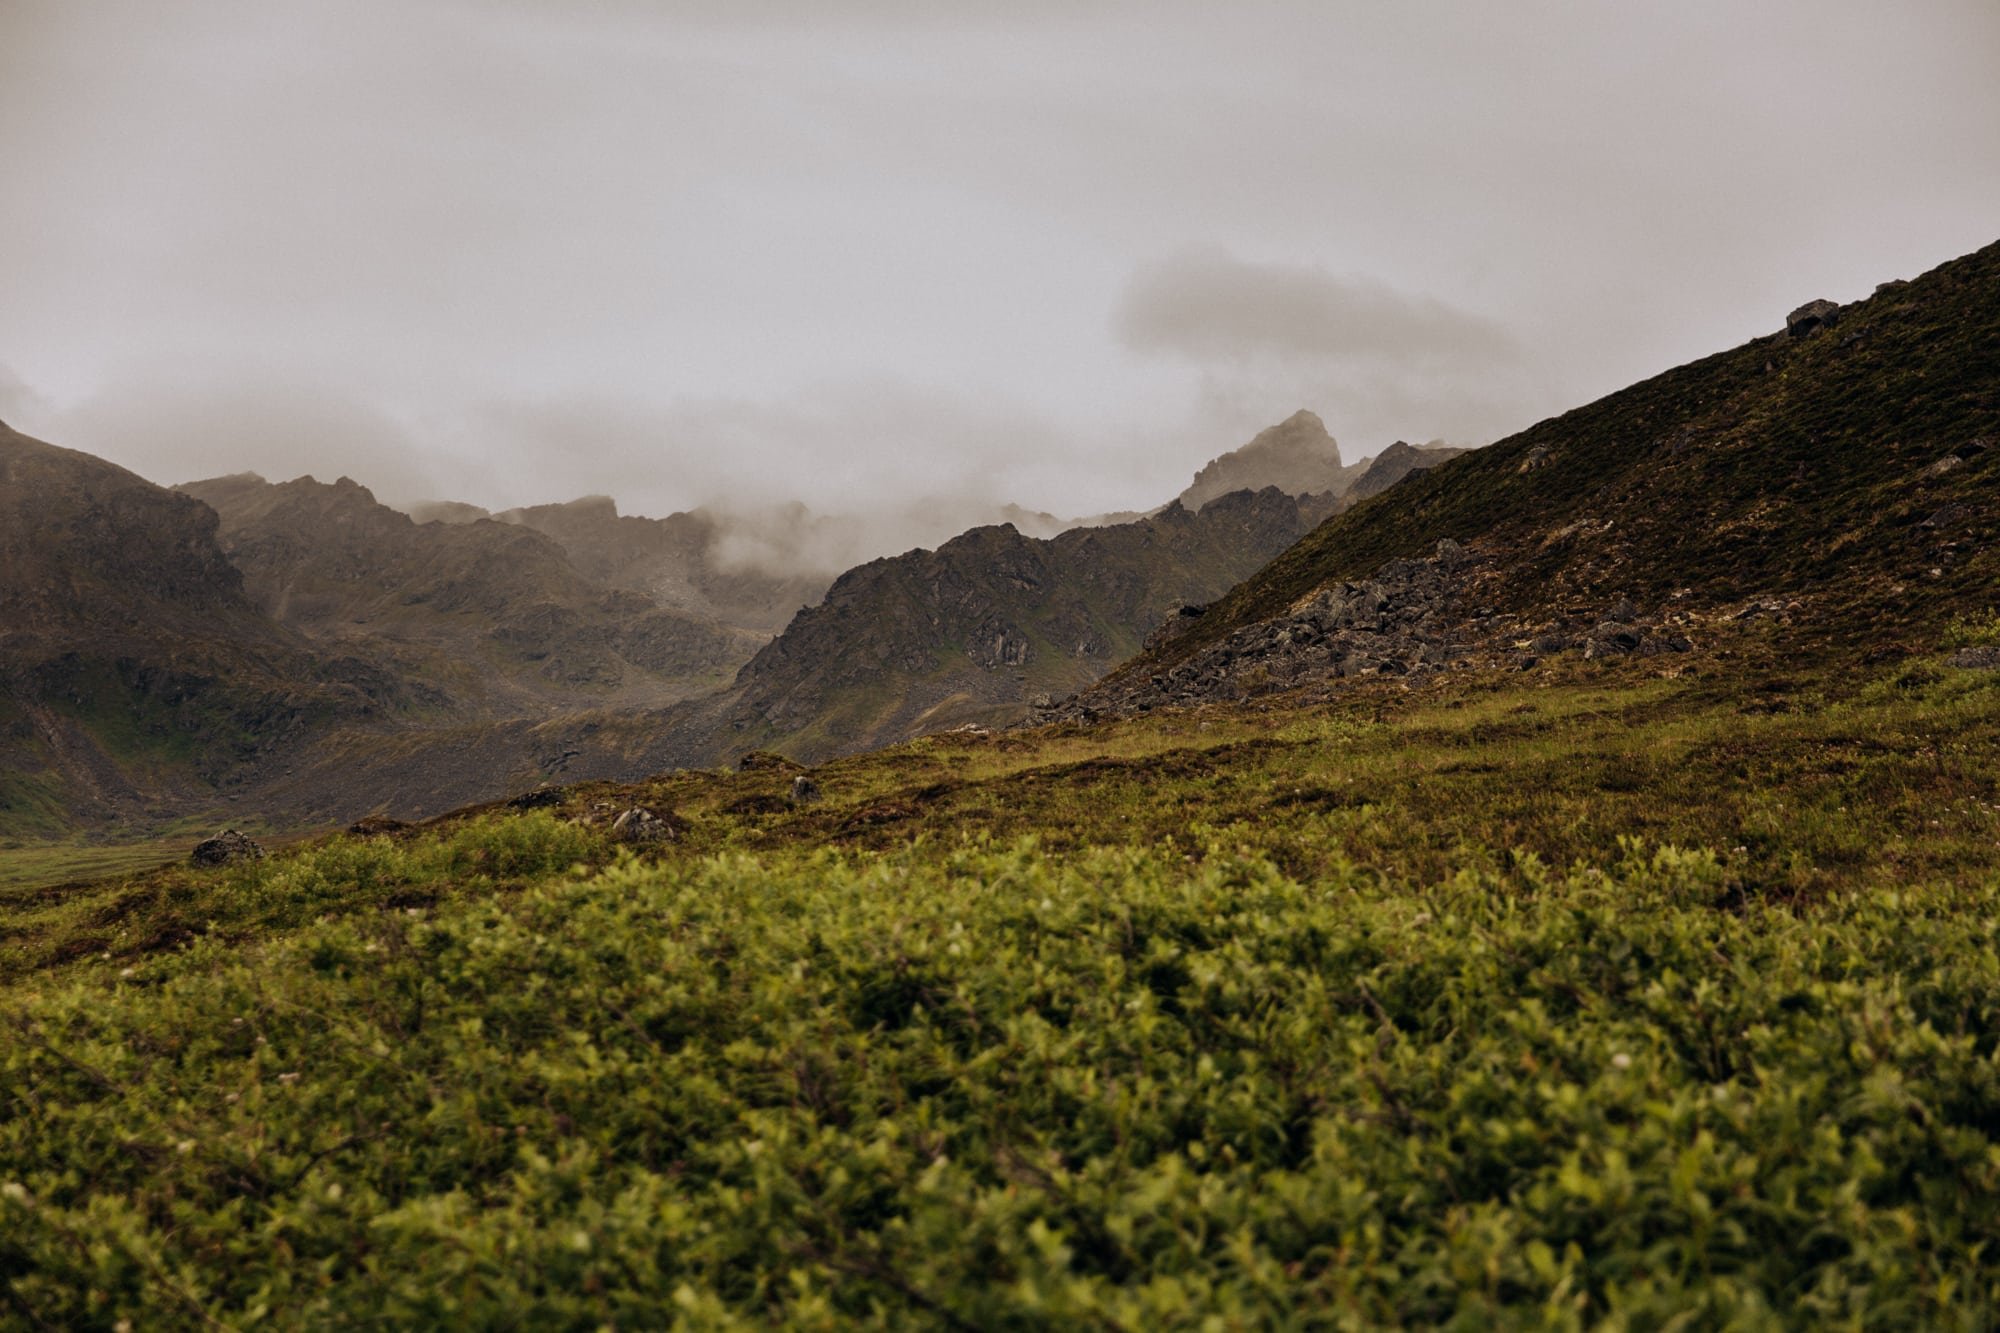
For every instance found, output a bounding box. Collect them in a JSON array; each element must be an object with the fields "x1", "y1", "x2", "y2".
[
  {"x1": 0, "y1": 363, "x2": 49, "y2": 430},
  {"x1": 1116, "y1": 247, "x2": 1519, "y2": 369},
  {"x1": 52, "y1": 372, "x2": 448, "y2": 503},
  {"x1": 454, "y1": 380, "x2": 1119, "y2": 522},
  {"x1": 1113, "y1": 247, "x2": 1546, "y2": 454}
]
